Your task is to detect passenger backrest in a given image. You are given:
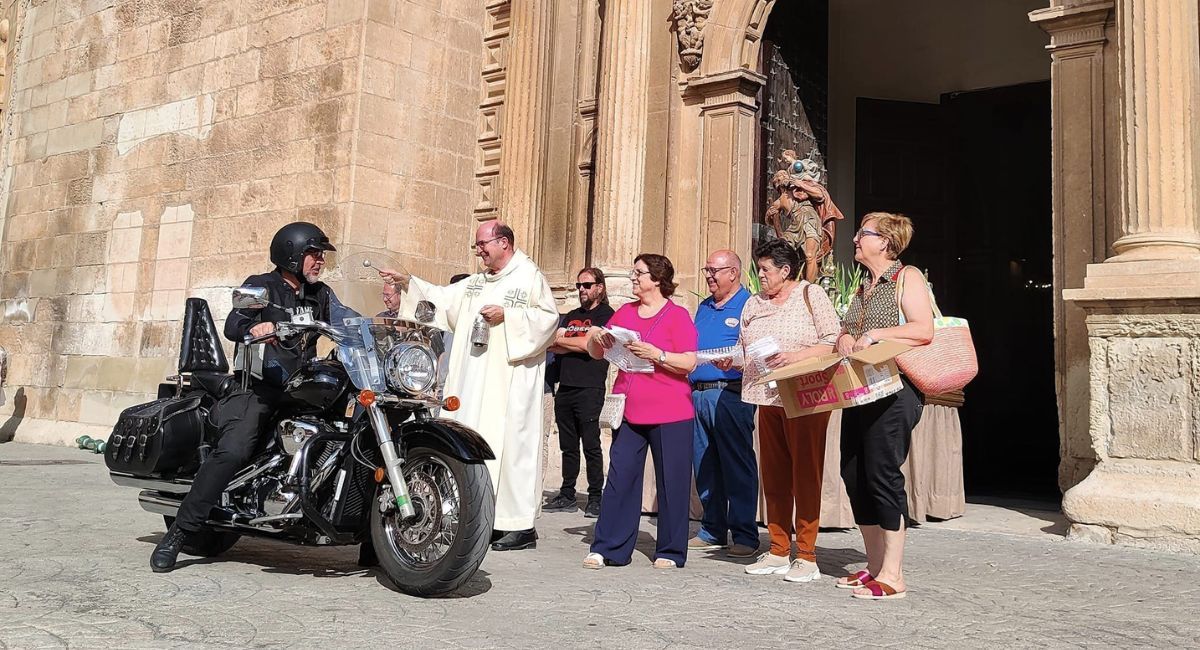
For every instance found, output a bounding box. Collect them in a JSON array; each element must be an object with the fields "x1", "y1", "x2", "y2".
[{"x1": 178, "y1": 298, "x2": 229, "y2": 374}]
